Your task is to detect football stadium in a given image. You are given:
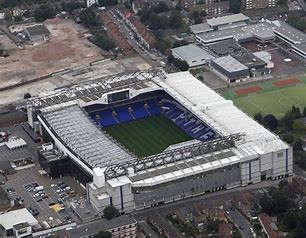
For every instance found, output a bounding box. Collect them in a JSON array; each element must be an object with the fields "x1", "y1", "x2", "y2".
[{"x1": 27, "y1": 69, "x2": 293, "y2": 213}]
